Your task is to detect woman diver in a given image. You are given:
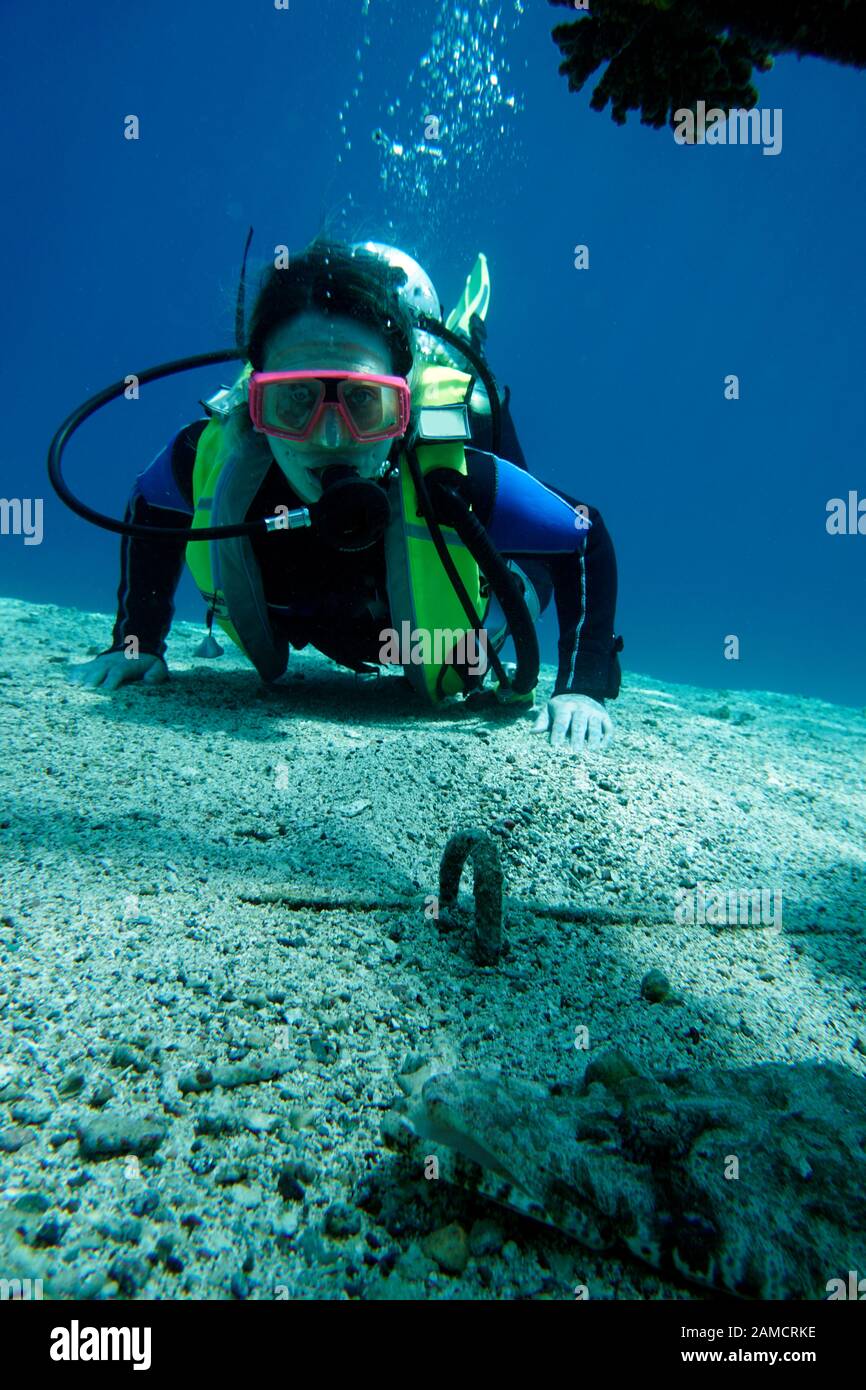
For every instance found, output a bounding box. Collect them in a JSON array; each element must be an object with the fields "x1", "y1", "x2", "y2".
[{"x1": 67, "y1": 239, "x2": 622, "y2": 752}]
